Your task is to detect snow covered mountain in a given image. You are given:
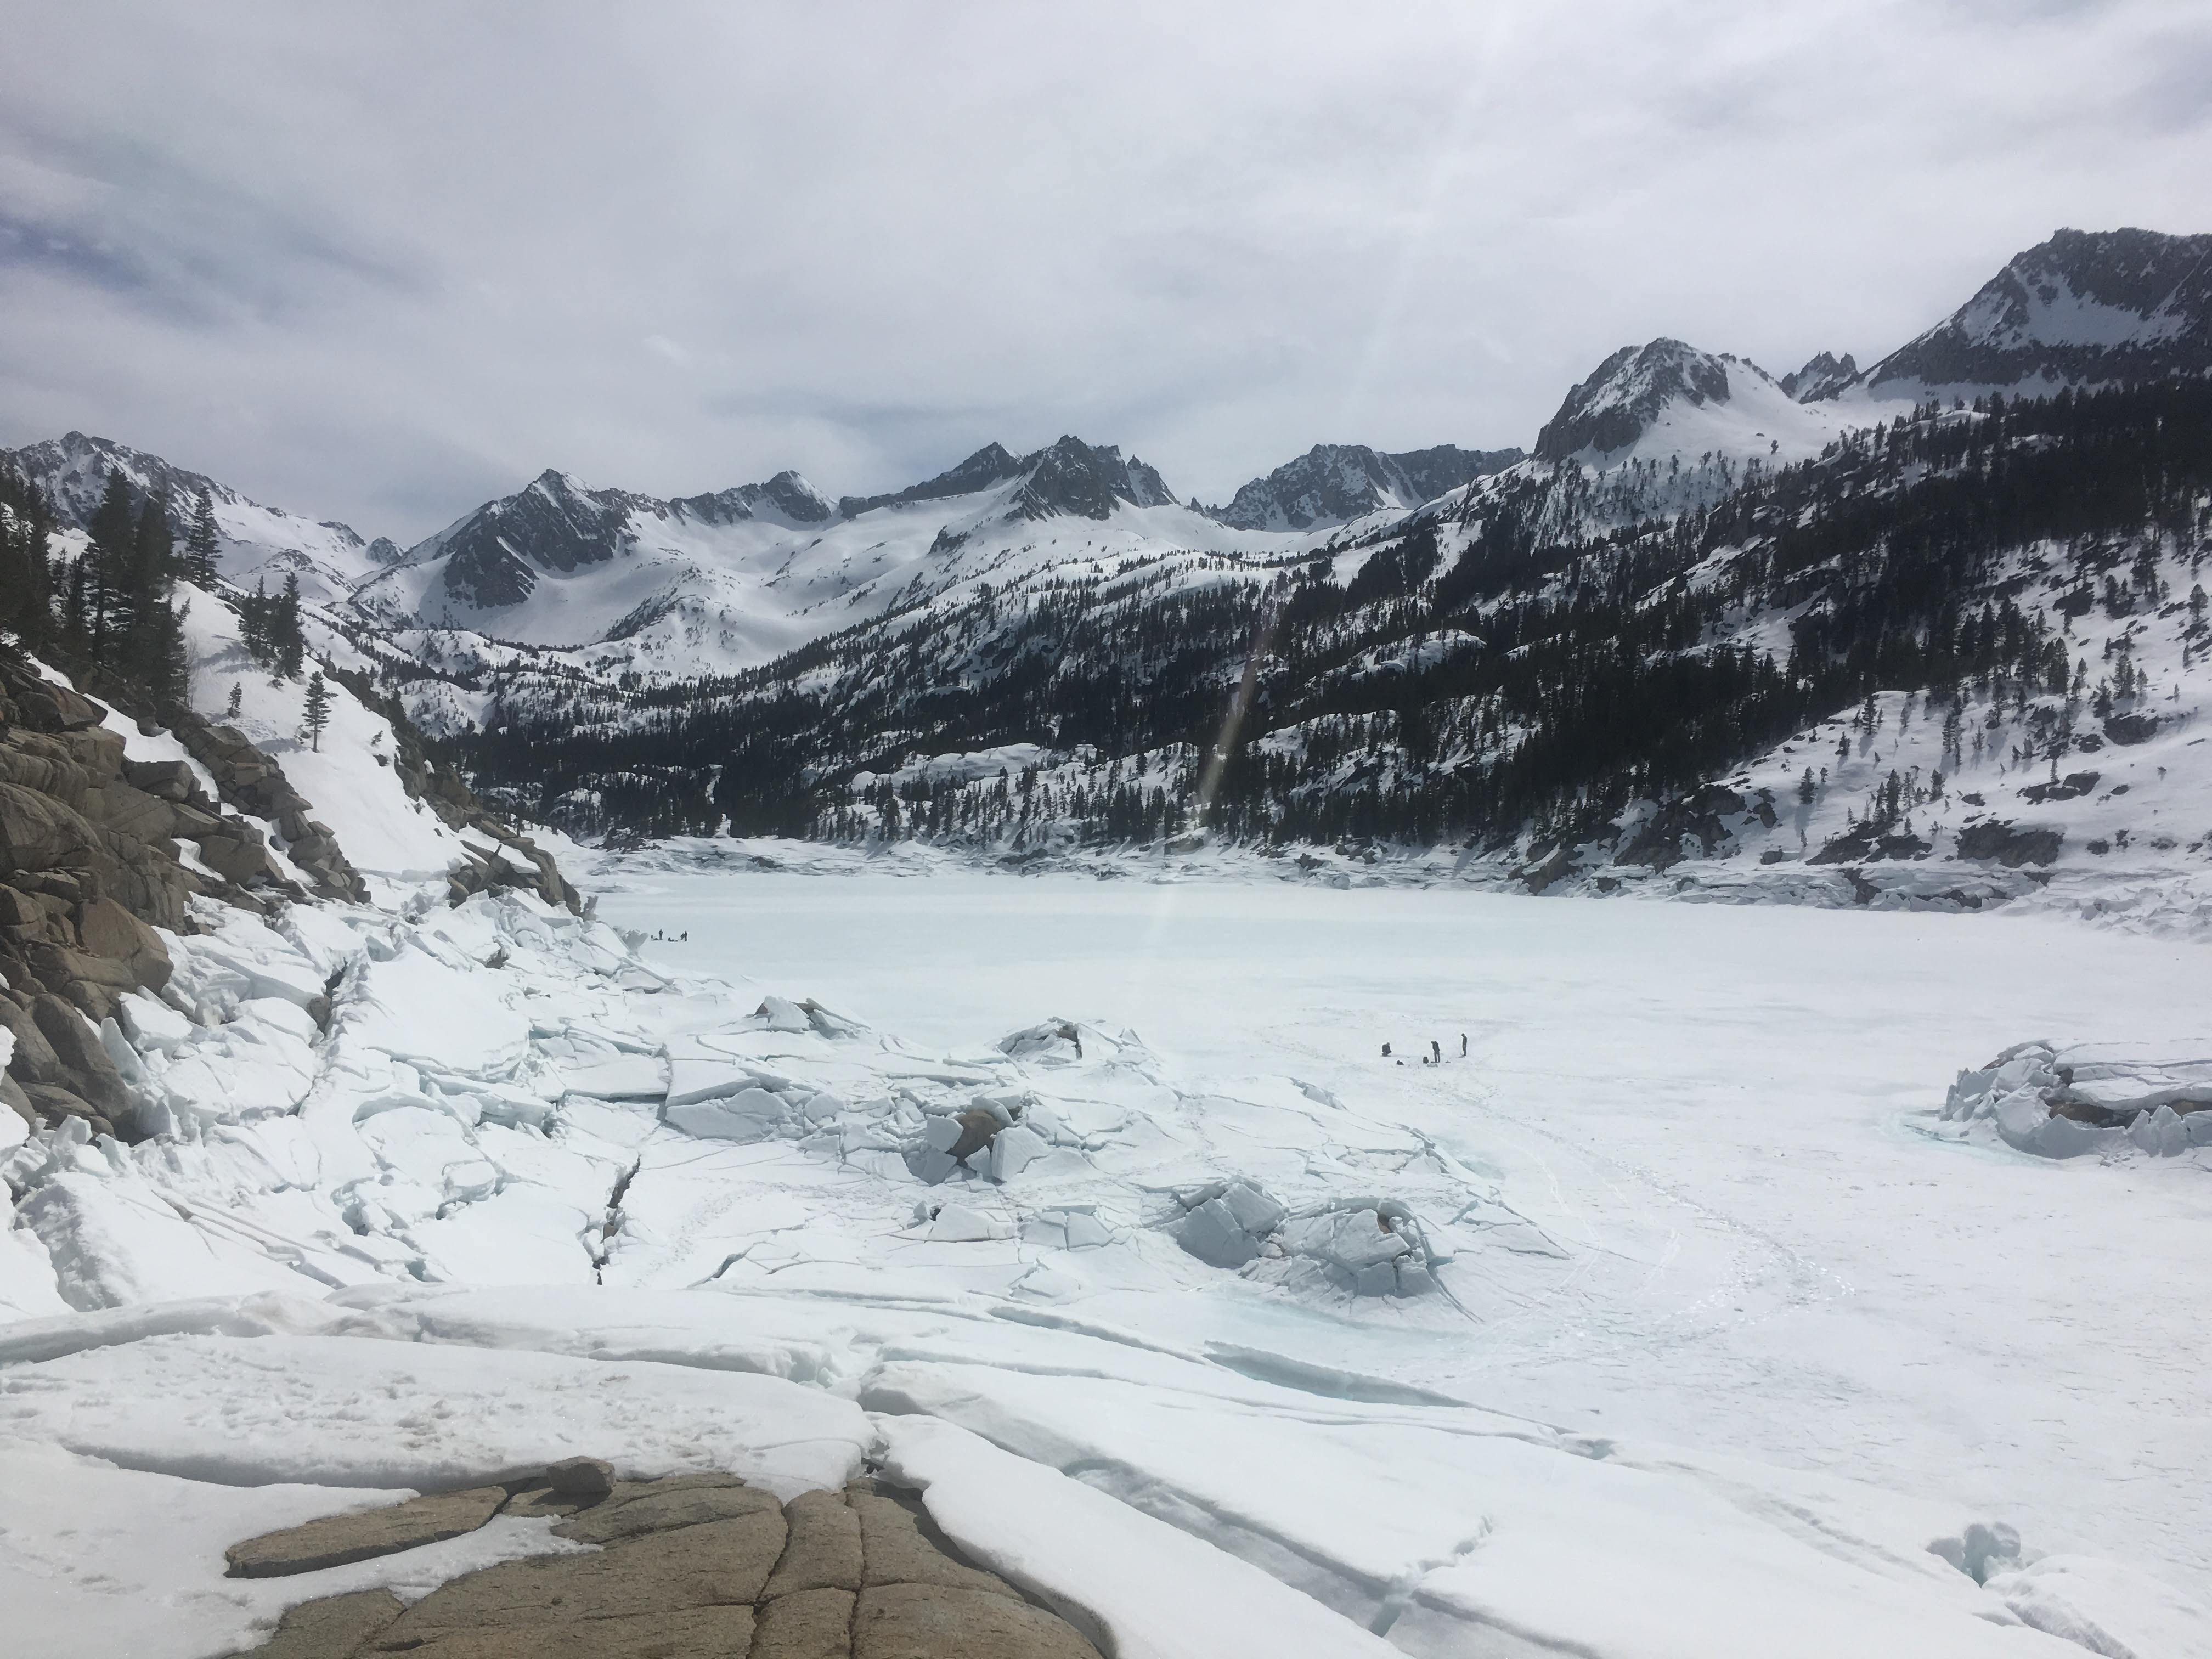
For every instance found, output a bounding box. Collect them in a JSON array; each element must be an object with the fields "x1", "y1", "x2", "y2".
[
  {"x1": 350, "y1": 436, "x2": 1278, "y2": 679},
  {"x1": 1837, "y1": 227, "x2": 2212, "y2": 404},
  {"x1": 1779, "y1": 351, "x2": 1859, "y2": 402},
  {"x1": 6, "y1": 432, "x2": 398, "y2": 604},
  {"x1": 1205, "y1": 442, "x2": 1522, "y2": 532},
  {"x1": 1530, "y1": 338, "x2": 1846, "y2": 467}
]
